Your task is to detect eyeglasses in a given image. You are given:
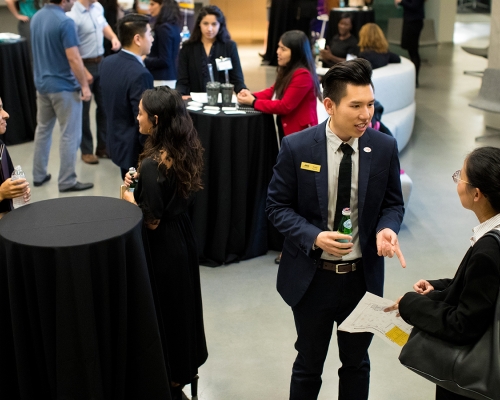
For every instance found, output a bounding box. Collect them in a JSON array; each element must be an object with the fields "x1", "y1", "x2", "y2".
[{"x1": 452, "y1": 170, "x2": 471, "y2": 185}]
